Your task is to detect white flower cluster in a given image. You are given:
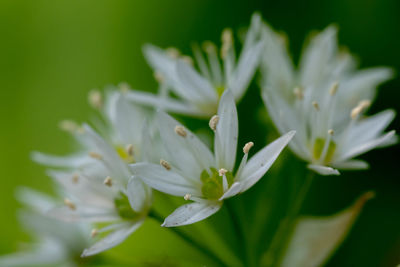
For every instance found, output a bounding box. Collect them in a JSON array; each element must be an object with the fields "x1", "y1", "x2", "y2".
[{"x1": 1, "y1": 13, "x2": 396, "y2": 266}]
